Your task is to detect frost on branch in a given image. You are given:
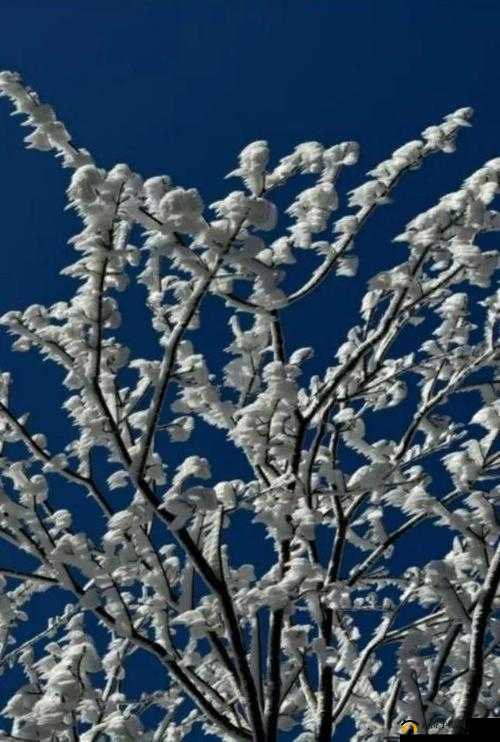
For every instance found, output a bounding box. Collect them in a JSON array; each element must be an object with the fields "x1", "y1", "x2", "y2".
[{"x1": 0, "y1": 70, "x2": 498, "y2": 741}]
